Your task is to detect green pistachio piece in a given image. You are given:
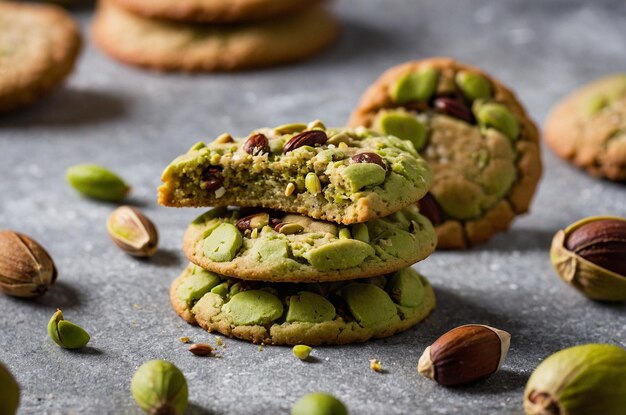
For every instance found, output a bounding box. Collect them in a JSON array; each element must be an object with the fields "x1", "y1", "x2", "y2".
[
  {"x1": 252, "y1": 239, "x2": 290, "y2": 262},
  {"x1": 386, "y1": 268, "x2": 424, "y2": 307},
  {"x1": 0, "y1": 363, "x2": 20, "y2": 415},
  {"x1": 351, "y1": 223, "x2": 370, "y2": 243},
  {"x1": 47, "y1": 309, "x2": 90, "y2": 349},
  {"x1": 305, "y1": 173, "x2": 322, "y2": 195},
  {"x1": 177, "y1": 269, "x2": 221, "y2": 304},
  {"x1": 474, "y1": 102, "x2": 520, "y2": 141},
  {"x1": 210, "y1": 282, "x2": 230, "y2": 298},
  {"x1": 338, "y1": 228, "x2": 351, "y2": 239},
  {"x1": 307, "y1": 120, "x2": 326, "y2": 130},
  {"x1": 223, "y1": 290, "x2": 283, "y2": 325},
  {"x1": 342, "y1": 283, "x2": 398, "y2": 328},
  {"x1": 455, "y1": 71, "x2": 493, "y2": 100},
  {"x1": 307, "y1": 221, "x2": 338, "y2": 236},
  {"x1": 188, "y1": 141, "x2": 206, "y2": 152},
  {"x1": 586, "y1": 95, "x2": 608, "y2": 116},
  {"x1": 131, "y1": 360, "x2": 188, "y2": 415},
  {"x1": 327, "y1": 132, "x2": 351, "y2": 146},
  {"x1": 340, "y1": 163, "x2": 386, "y2": 192},
  {"x1": 291, "y1": 393, "x2": 348, "y2": 415},
  {"x1": 303, "y1": 239, "x2": 375, "y2": 271},
  {"x1": 390, "y1": 67, "x2": 439, "y2": 104},
  {"x1": 203, "y1": 223, "x2": 243, "y2": 262},
  {"x1": 274, "y1": 123, "x2": 307, "y2": 135},
  {"x1": 377, "y1": 112, "x2": 427, "y2": 151},
  {"x1": 286, "y1": 291, "x2": 336, "y2": 323},
  {"x1": 278, "y1": 223, "x2": 305, "y2": 235},
  {"x1": 66, "y1": 164, "x2": 130, "y2": 202},
  {"x1": 229, "y1": 282, "x2": 243, "y2": 296},
  {"x1": 292, "y1": 345, "x2": 313, "y2": 361}
]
